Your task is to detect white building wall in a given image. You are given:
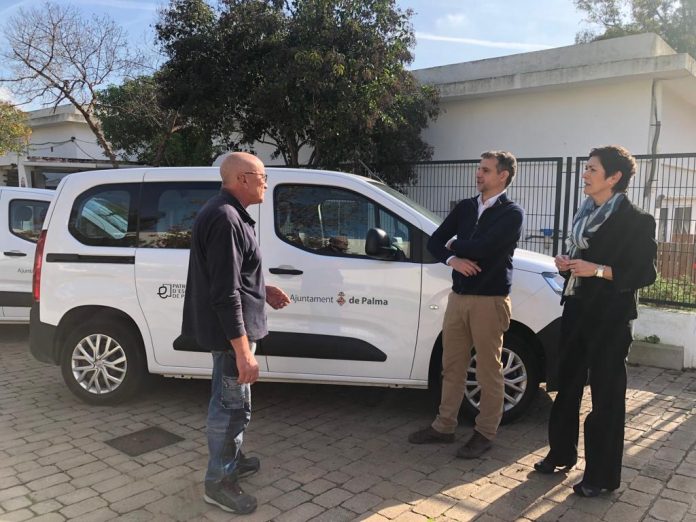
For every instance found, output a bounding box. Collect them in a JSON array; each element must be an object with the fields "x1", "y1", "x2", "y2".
[
  {"x1": 422, "y1": 80, "x2": 654, "y2": 161},
  {"x1": 658, "y1": 84, "x2": 696, "y2": 154},
  {"x1": 26, "y1": 122, "x2": 108, "y2": 161}
]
